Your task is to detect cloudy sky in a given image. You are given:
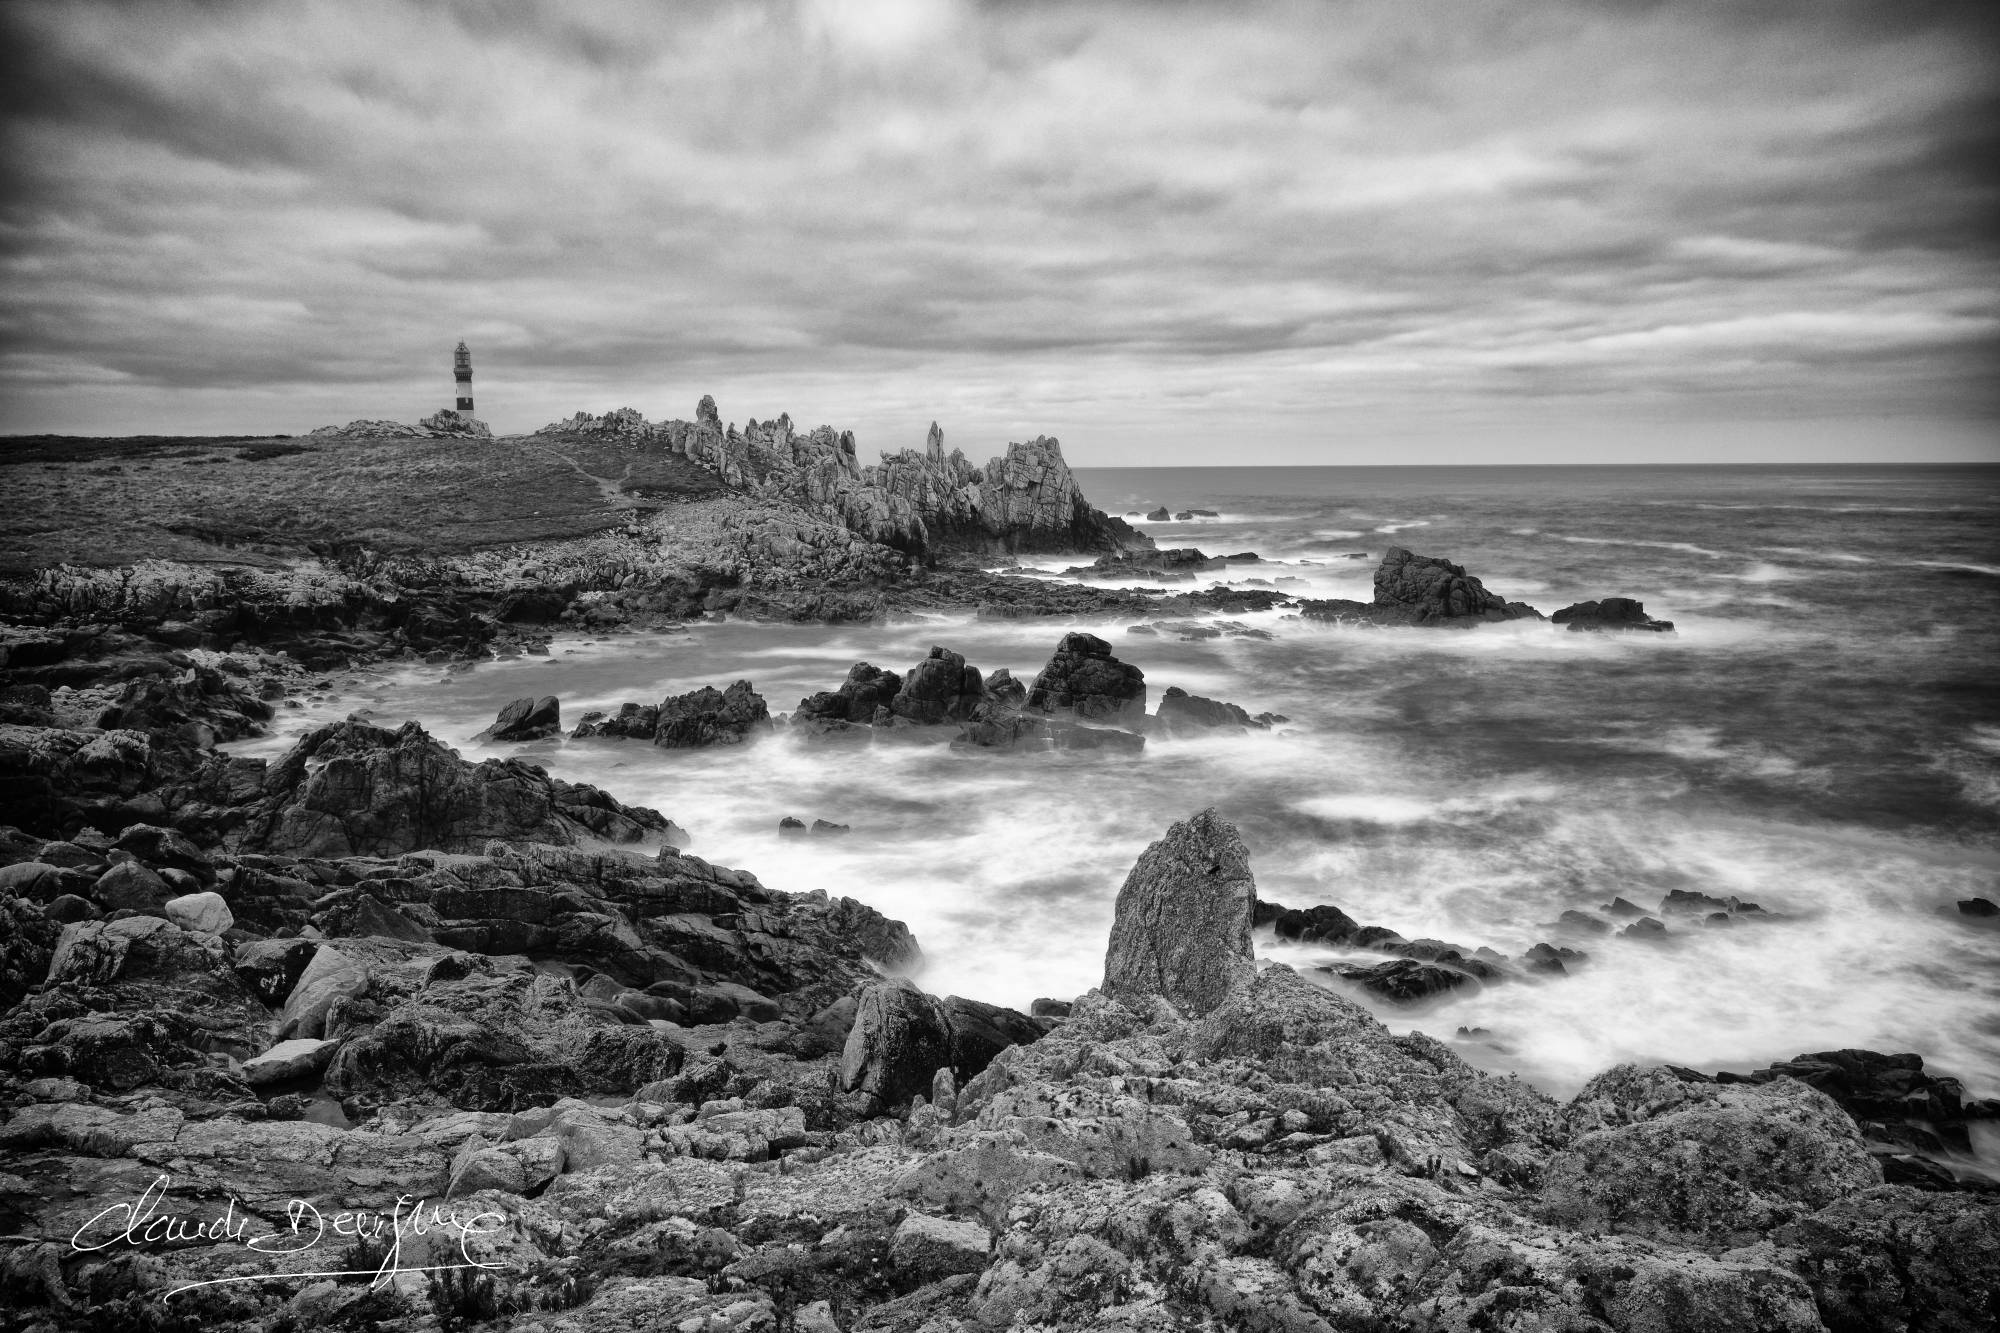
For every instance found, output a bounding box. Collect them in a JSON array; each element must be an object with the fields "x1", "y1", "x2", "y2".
[{"x1": 2, "y1": 0, "x2": 1996, "y2": 464}]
